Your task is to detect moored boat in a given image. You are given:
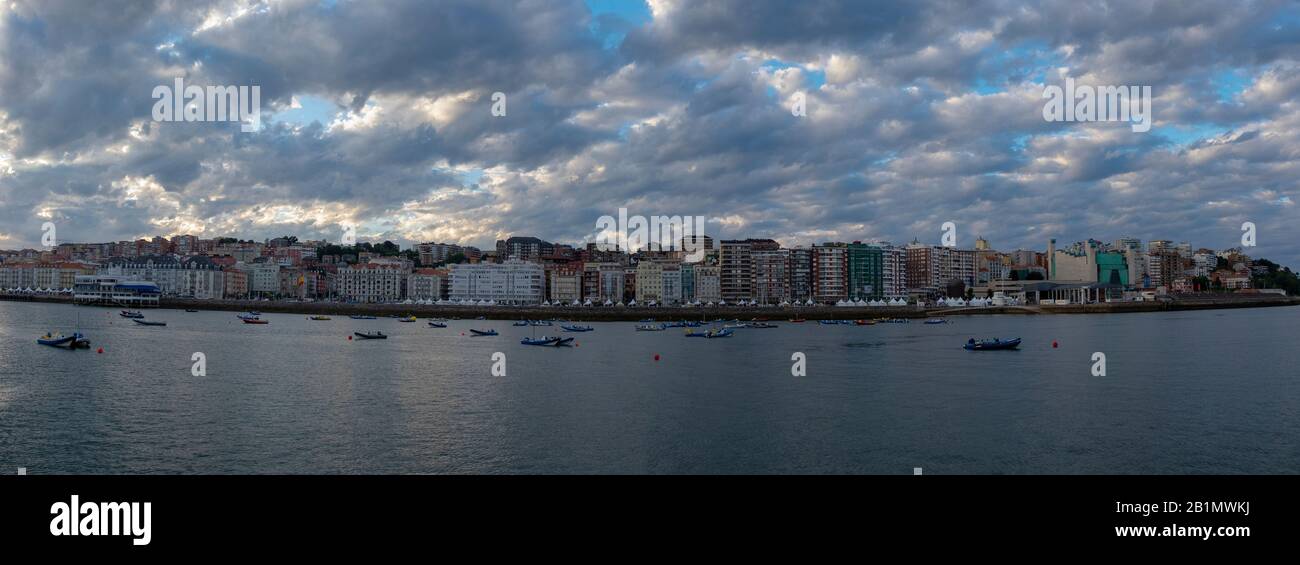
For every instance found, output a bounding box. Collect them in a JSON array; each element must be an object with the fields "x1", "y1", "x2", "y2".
[
  {"x1": 37, "y1": 332, "x2": 89, "y2": 349},
  {"x1": 685, "y1": 328, "x2": 733, "y2": 338},
  {"x1": 561, "y1": 325, "x2": 593, "y2": 332},
  {"x1": 469, "y1": 329, "x2": 498, "y2": 336},
  {"x1": 925, "y1": 318, "x2": 948, "y2": 325},
  {"x1": 963, "y1": 337, "x2": 1021, "y2": 351},
  {"x1": 354, "y1": 331, "x2": 387, "y2": 340},
  {"x1": 521, "y1": 336, "x2": 573, "y2": 346},
  {"x1": 349, "y1": 315, "x2": 377, "y2": 320},
  {"x1": 242, "y1": 318, "x2": 269, "y2": 324},
  {"x1": 308, "y1": 315, "x2": 332, "y2": 321},
  {"x1": 427, "y1": 321, "x2": 447, "y2": 328},
  {"x1": 636, "y1": 324, "x2": 666, "y2": 331},
  {"x1": 132, "y1": 319, "x2": 167, "y2": 326},
  {"x1": 119, "y1": 310, "x2": 144, "y2": 319},
  {"x1": 398, "y1": 315, "x2": 418, "y2": 322}
]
